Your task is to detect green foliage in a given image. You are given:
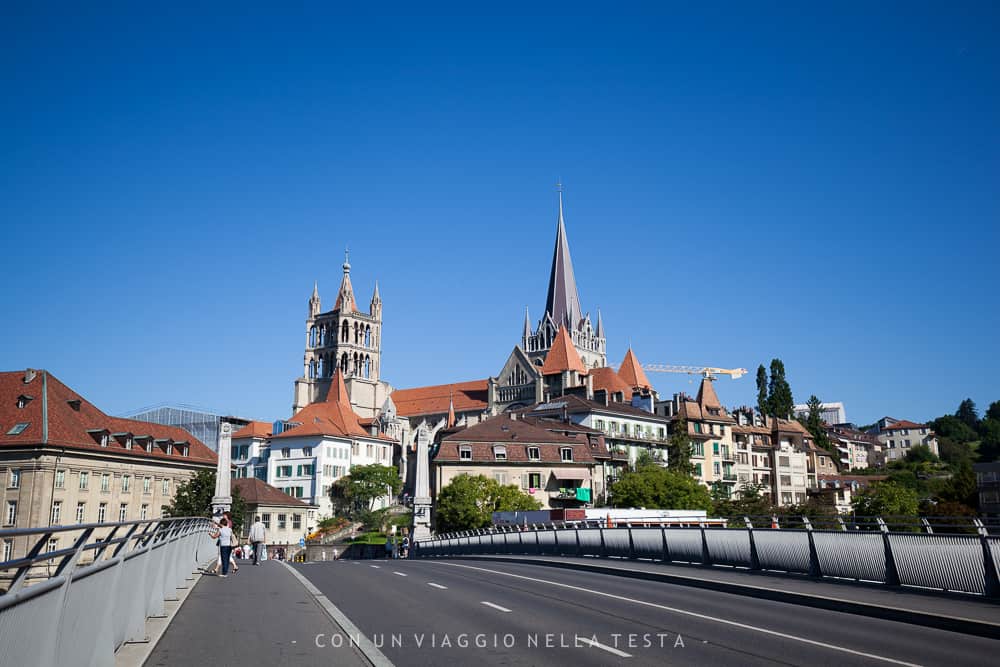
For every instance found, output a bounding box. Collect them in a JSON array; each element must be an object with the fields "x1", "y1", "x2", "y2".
[
  {"x1": 767, "y1": 358, "x2": 794, "y2": 419},
  {"x1": 756, "y1": 365, "x2": 769, "y2": 417},
  {"x1": 166, "y1": 470, "x2": 247, "y2": 531},
  {"x1": 434, "y1": 474, "x2": 541, "y2": 533},
  {"x1": 711, "y1": 482, "x2": 773, "y2": 517},
  {"x1": 986, "y1": 401, "x2": 1000, "y2": 423},
  {"x1": 852, "y1": 481, "x2": 919, "y2": 517},
  {"x1": 666, "y1": 417, "x2": 694, "y2": 475},
  {"x1": 938, "y1": 460, "x2": 977, "y2": 508},
  {"x1": 979, "y1": 418, "x2": 1000, "y2": 463},
  {"x1": 955, "y1": 398, "x2": 980, "y2": 432},
  {"x1": 903, "y1": 444, "x2": 938, "y2": 464},
  {"x1": 329, "y1": 464, "x2": 402, "y2": 517},
  {"x1": 931, "y1": 415, "x2": 978, "y2": 444},
  {"x1": 936, "y1": 436, "x2": 976, "y2": 467},
  {"x1": 610, "y1": 466, "x2": 712, "y2": 512},
  {"x1": 799, "y1": 395, "x2": 833, "y2": 453}
]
